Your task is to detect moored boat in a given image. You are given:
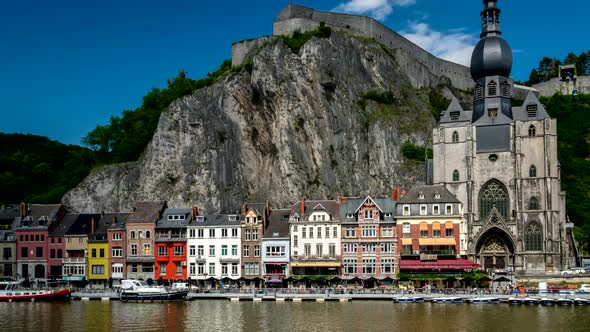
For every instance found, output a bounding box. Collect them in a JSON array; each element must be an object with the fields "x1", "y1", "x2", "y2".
[
  {"x1": 0, "y1": 281, "x2": 71, "y2": 302},
  {"x1": 540, "y1": 298, "x2": 556, "y2": 306},
  {"x1": 523, "y1": 297, "x2": 539, "y2": 305},
  {"x1": 556, "y1": 298, "x2": 574, "y2": 305},
  {"x1": 432, "y1": 296, "x2": 463, "y2": 303},
  {"x1": 470, "y1": 297, "x2": 500, "y2": 304},
  {"x1": 397, "y1": 296, "x2": 424, "y2": 303},
  {"x1": 508, "y1": 297, "x2": 522, "y2": 304},
  {"x1": 574, "y1": 298, "x2": 590, "y2": 305},
  {"x1": 120, "y1": 279, "x2": 188, "y2": 302}
]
